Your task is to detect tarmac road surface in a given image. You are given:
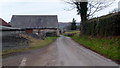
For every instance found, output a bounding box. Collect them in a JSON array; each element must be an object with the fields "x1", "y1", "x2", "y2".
[{"x1": 2, "y1": 36, "x2": 119, "y2": 66}]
